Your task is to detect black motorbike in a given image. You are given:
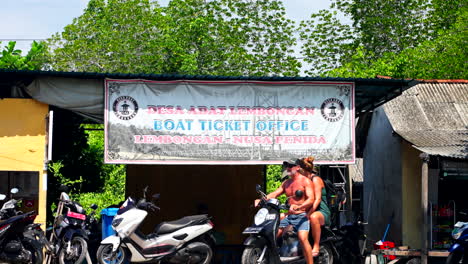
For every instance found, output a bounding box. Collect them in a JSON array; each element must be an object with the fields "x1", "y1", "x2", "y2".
[
  {"x1": 42, "y1": 185, "x2": 98, "y2": 264},
  {"x1": 335, "y1": 221, "x2": 367, "y2": 264},
  {"x1": 0, "y1": 188, "x2": 43, "y2": 264},
  {"x1": 241, "y1": 185, "x2": 338, "y2": 264}
]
